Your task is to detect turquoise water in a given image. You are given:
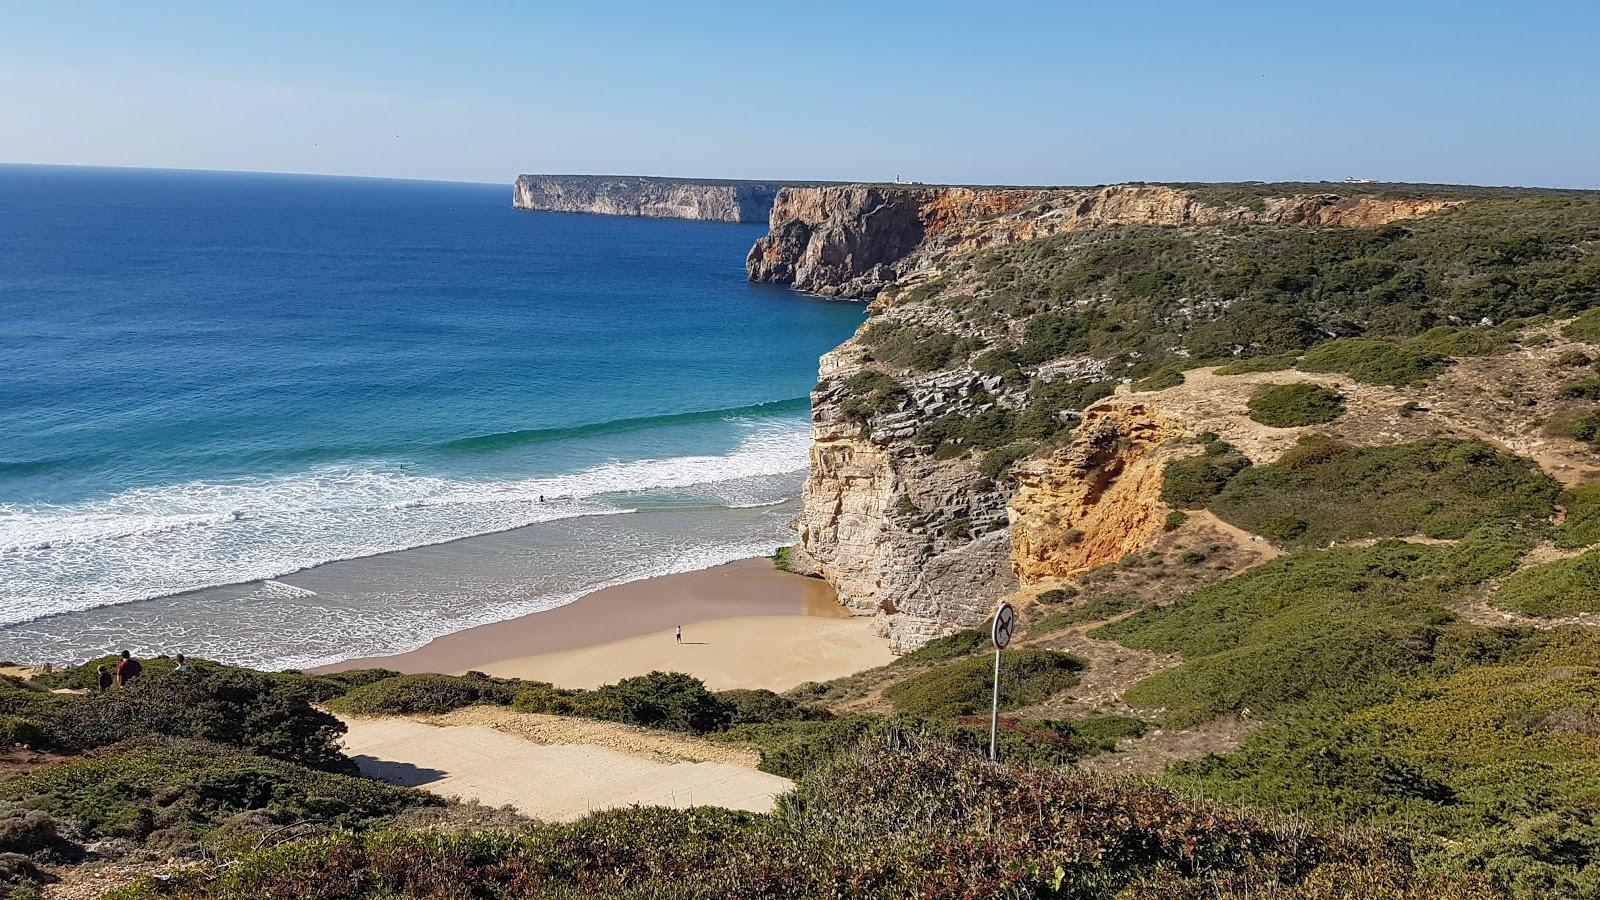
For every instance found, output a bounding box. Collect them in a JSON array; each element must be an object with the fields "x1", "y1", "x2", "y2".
[{"x1": 0, "y1": 165, "x2": 863, "y2": 666}]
